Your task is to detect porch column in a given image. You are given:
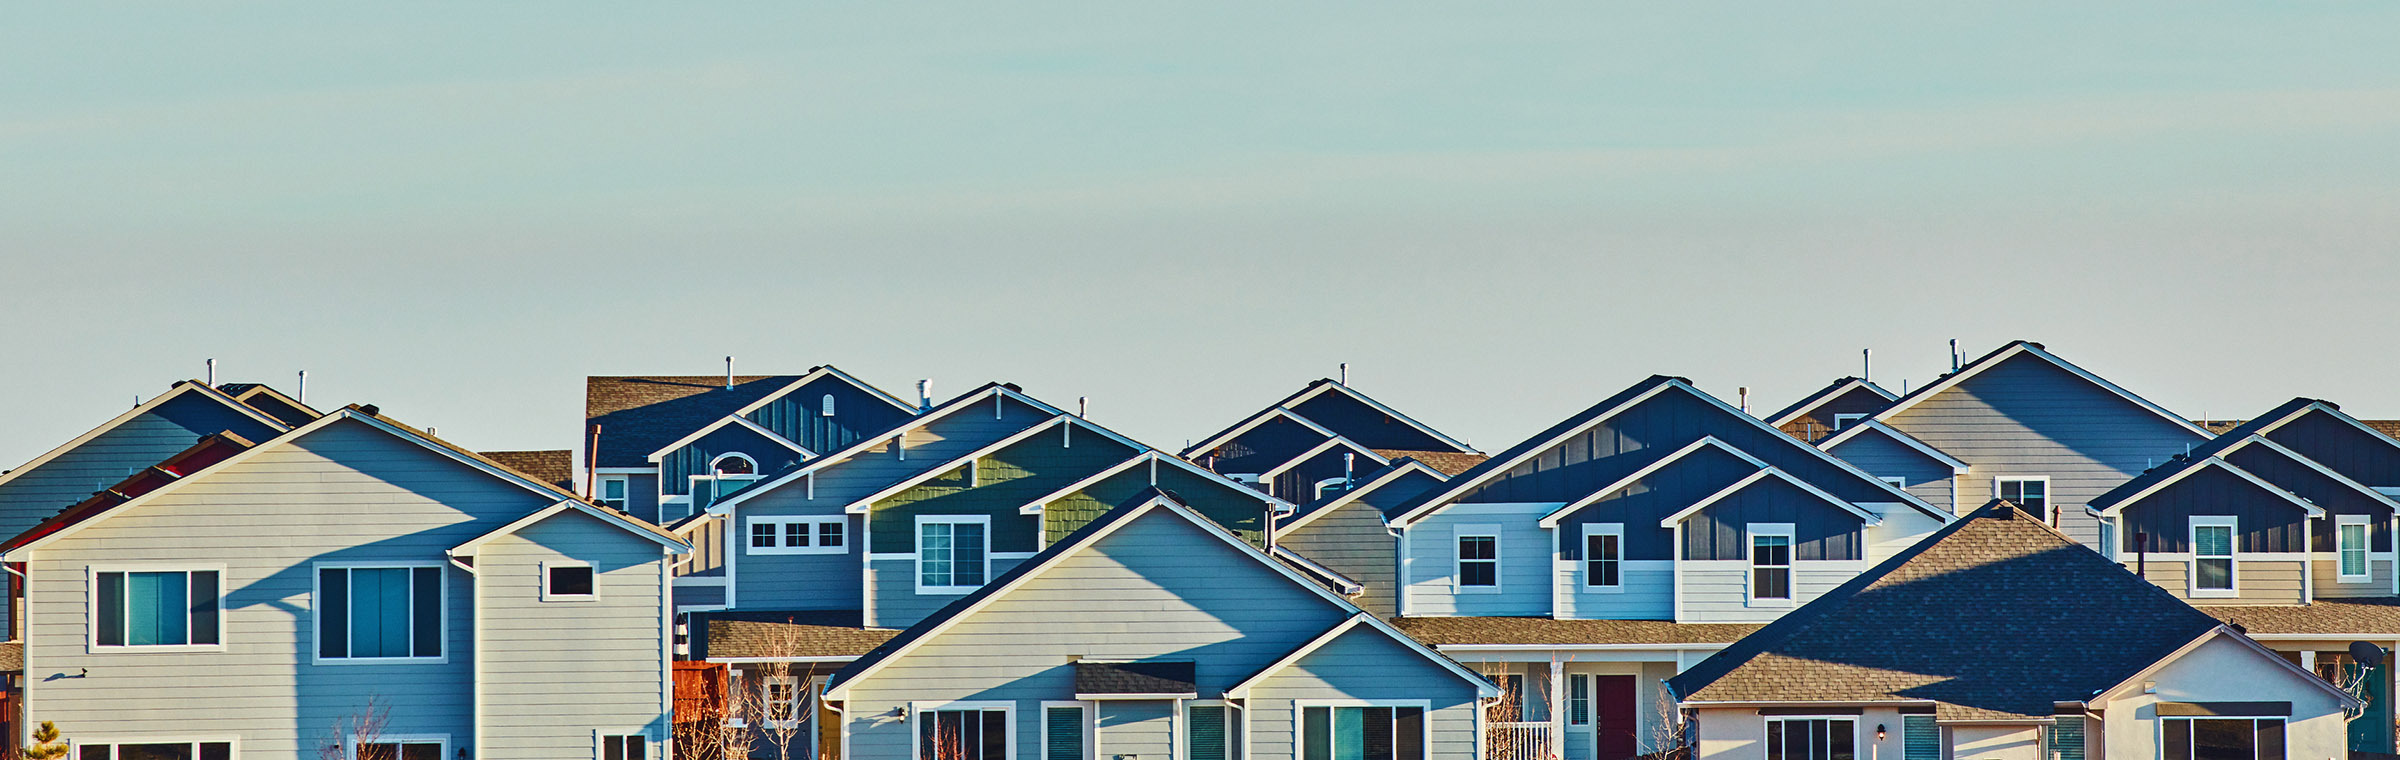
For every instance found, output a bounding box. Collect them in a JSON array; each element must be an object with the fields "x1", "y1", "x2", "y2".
[{"x1": 1551, "y1": 659, "x2": 1567, "y2": 760}]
